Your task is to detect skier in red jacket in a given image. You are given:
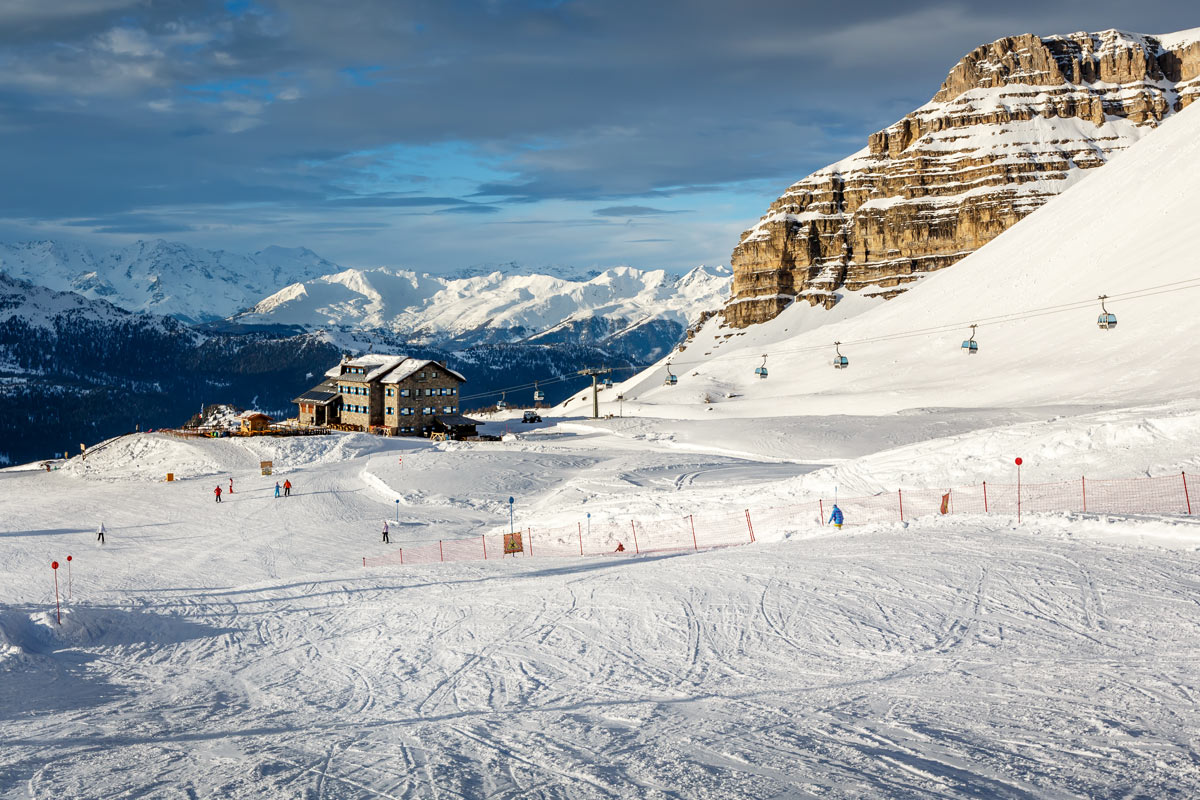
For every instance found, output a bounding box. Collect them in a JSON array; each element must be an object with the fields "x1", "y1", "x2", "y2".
[{"x1": 214, "y1": 485, "x2": 222, "y2": 503}]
